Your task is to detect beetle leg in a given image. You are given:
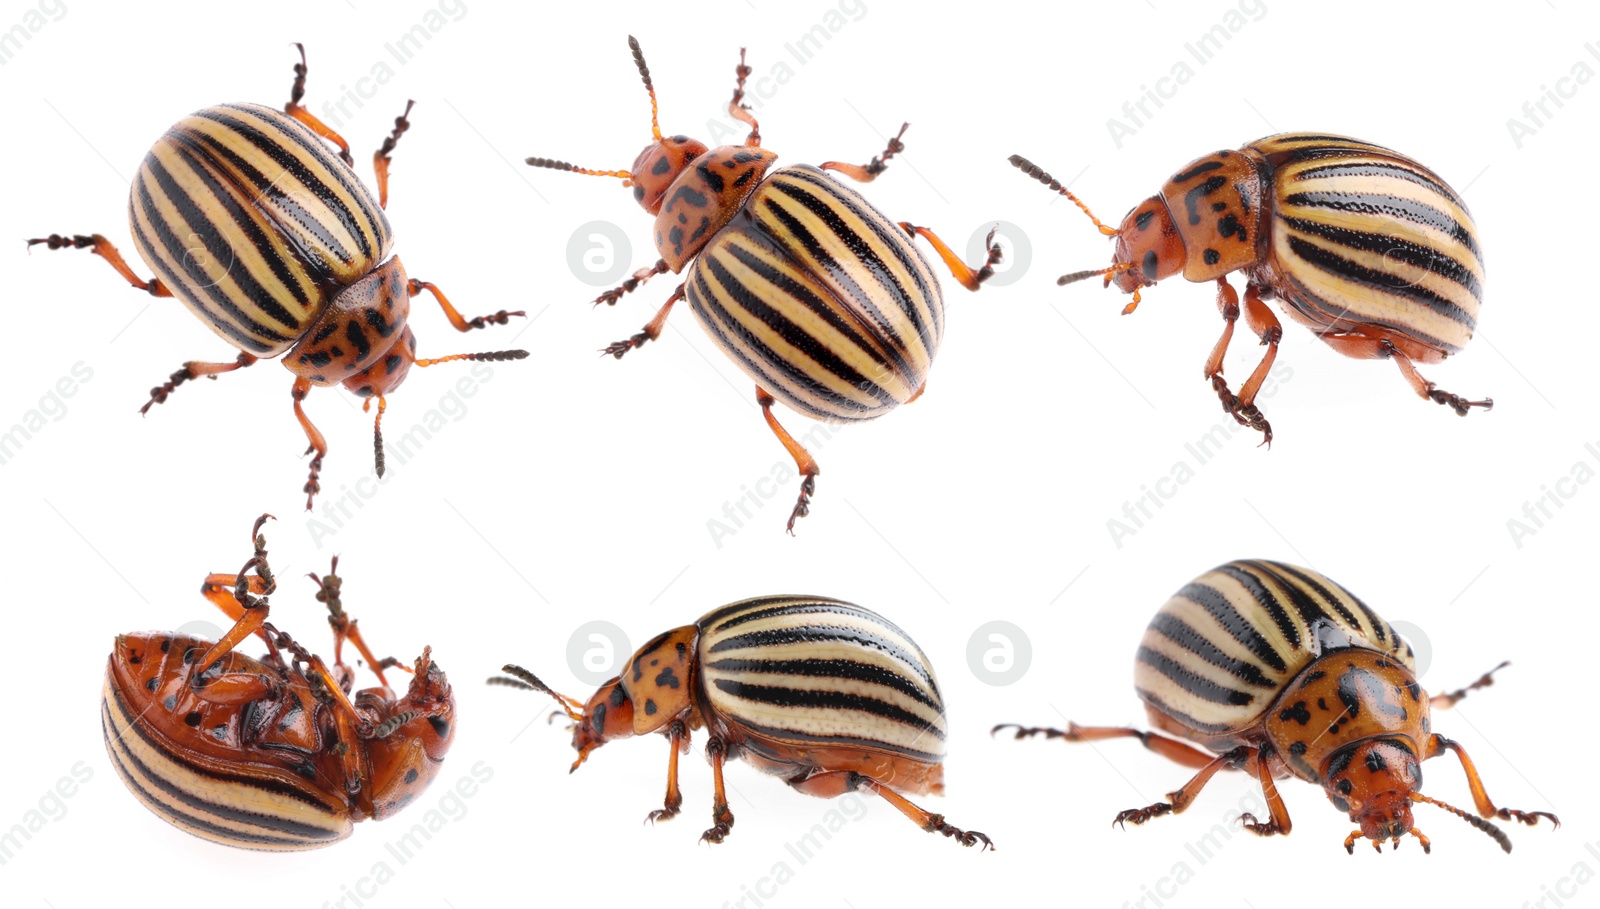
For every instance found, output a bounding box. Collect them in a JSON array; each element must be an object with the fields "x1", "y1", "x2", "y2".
[
  {"x1": 604, "y1": 284, "x2": 684, "y2": 359},
  {"x1": 1235, "y1": 746, "x2": 1293, "y2": 837},
  {"x1": 755, "y1": 386, "x2": 820, "y2": 534},
  {"x1": 26, "y1": 233, "x2": 173, "y2": 297},
  {"x1": 1313, "y1": 331, "x2": 1493, "y2": 416},
  {"x1": 820, "y1": 122, "x2": 908, "y2": 183},
  {"x1": 991, "y1": 722, "x2": 1218, "y2": 770},
  {"x1": 646, "y1": 720, "x2": 689, "y2": 825},
  {"x1": 284, "y1": 43, "x2": 354, "y2": 165},
  {"x1": 593, "y1": 259, "x2": 670, "y2": 307},
  {"x1": 898, "y1": 223, "x2": 1003, "y2": 292},
  {"x1": 292, "y1": 376, "x2": 328, "y2": 511},
  {"x1": 1205, "y1": 278, "x2": 1273, "y2": 446},
  {"x1": 373, "y1": 100, "x2": 414, "y2": 209},
  {"x1": 728, "y1": 47, "x2": 761, "y2": 147},
  {"x1": 1430, "y1": 660, "x2": 1510, "y2": 710},
  {"x1": 1113, "y1": 745, "x2": 1253, "y2": 828},
  {"x1": 310, "y1": 558, "x2": 409, "y2": 688},
  {"x1": 1425, "y1": 734, "x2": 1559, "y2": 828},
  {"x1": 140, "y1": 352, "x2": 258, "y2": 414},
  {"x1": 700, "y1": 737, "x2": 737, "y2": 844},
  {"x1": 788, "y1": 770, "x2": 992, "y2": 850},
  {"x1": 406, "y1": 279, "x2": 524, "y2": 332}
]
